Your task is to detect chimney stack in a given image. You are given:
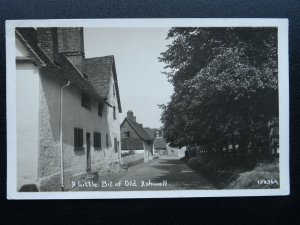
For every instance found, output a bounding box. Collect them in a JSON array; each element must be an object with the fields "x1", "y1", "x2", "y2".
[
  {"x1": 37, "y1": 27, "x2": 86, "y2": 75},
  {"x1": 127, "y1": 110, "x2": 136, "y2": 122},
  {"x1": 37, "y1": 28, "x2": 58, "y2": 60}
]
